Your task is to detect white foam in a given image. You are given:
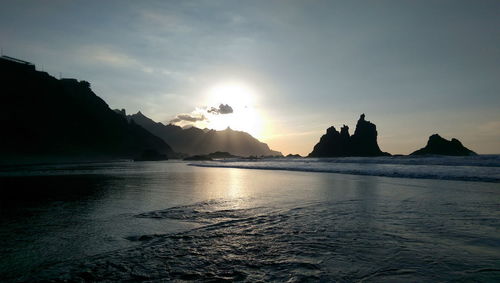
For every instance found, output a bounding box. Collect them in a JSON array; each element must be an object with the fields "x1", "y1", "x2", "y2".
[{"x1": 190, "y1": 155, "x2": 500, "y2": 183}]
